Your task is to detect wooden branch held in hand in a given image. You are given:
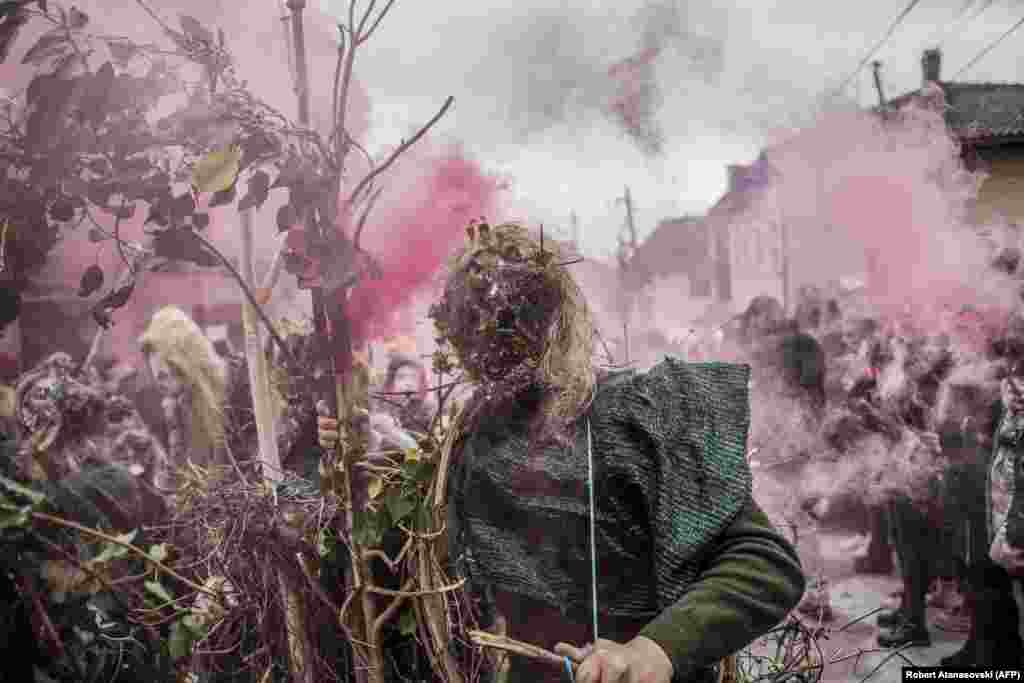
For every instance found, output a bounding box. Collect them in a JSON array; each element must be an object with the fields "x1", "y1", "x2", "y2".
[{"x1": 468, "y1": 630, "x2": 578, "y2": 673}]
